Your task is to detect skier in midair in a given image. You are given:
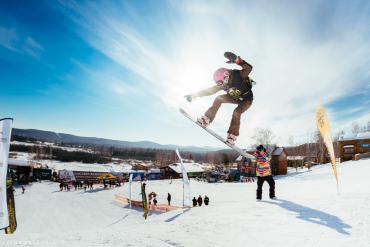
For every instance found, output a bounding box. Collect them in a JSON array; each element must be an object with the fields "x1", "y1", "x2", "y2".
[{"x1": 184, "y1": 52, "x2": 255, "y2": 145}]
